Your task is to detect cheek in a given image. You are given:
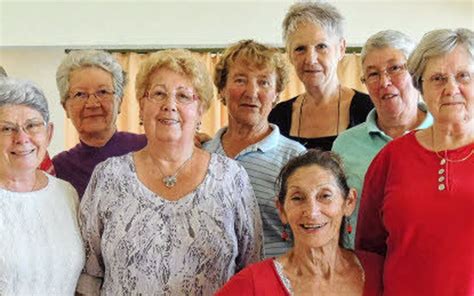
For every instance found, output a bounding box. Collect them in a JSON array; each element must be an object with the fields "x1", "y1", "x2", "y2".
[{"x1": 226, "y1": 87, "x2": 245, "y2": 103}]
